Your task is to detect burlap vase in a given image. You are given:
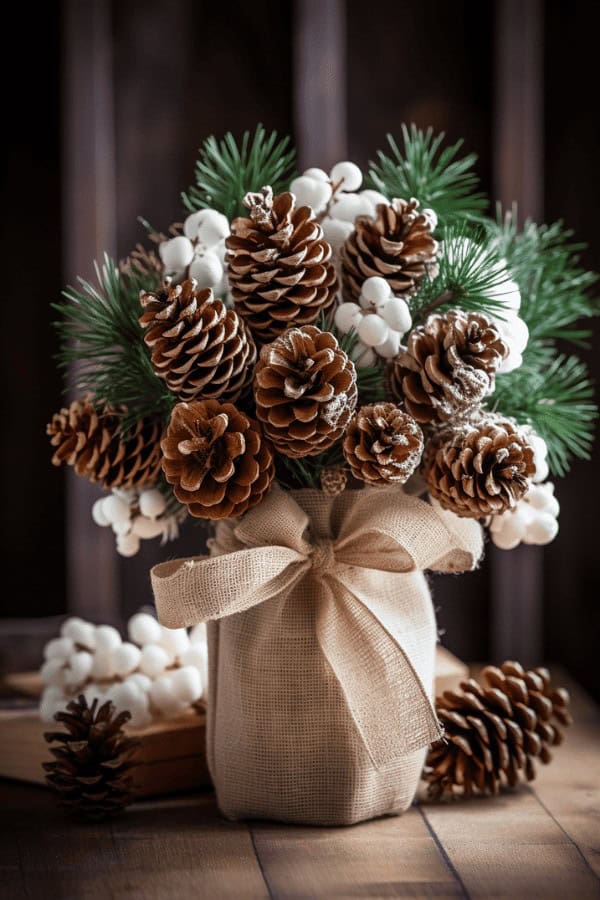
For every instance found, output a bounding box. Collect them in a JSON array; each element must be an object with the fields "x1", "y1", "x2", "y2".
[{"x1": 151, "y1": 484, "x2": 482, "y2": 826}]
